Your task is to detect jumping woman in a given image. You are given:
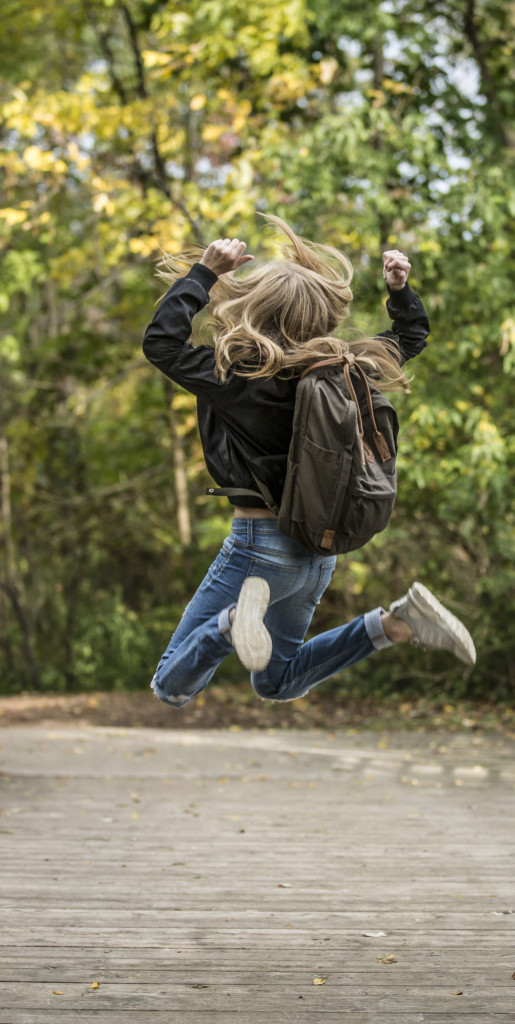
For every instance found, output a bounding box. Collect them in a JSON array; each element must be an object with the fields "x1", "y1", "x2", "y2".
[{"x1": 142, "y1": 217, "x2": 475, "y2": 710}]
